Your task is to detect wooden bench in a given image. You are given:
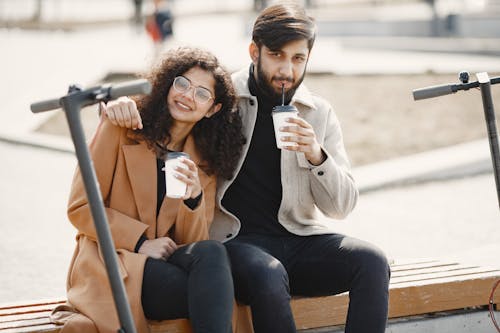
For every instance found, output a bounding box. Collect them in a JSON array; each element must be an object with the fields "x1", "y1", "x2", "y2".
[{"x1": 1, "y1": 259, "x2": 499, "y2": 333}]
